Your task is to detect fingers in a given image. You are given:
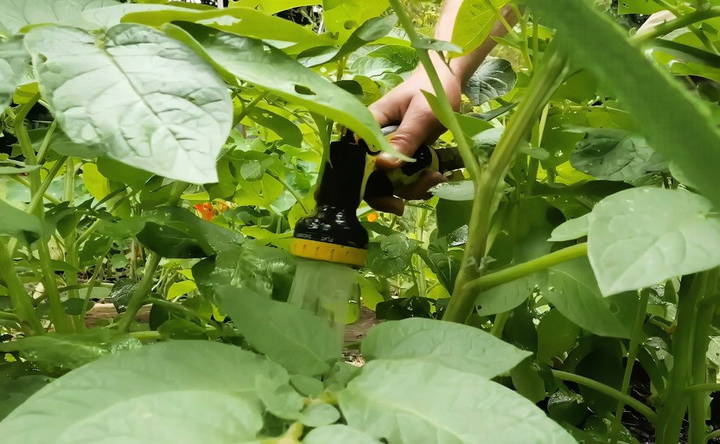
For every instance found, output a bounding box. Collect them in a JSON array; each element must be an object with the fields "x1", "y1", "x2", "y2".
[
  {"x1": 375, "y1": 95, "x2": 444, "y2": 170},
  {"x1": 396, "y1": 170, "x2": 448, "y2": 200},
  {"x1": 366, "y1": 195, "x2": 405, "y2": 216}
]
